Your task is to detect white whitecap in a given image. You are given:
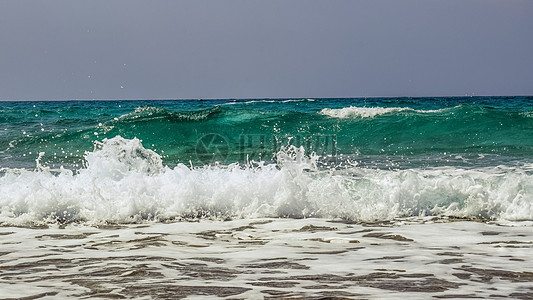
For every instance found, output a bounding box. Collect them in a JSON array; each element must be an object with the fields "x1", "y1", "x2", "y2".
[
  {"x1": 319, "y1": 106, "x2": 455, "y2": 118},
  {"x1": 0, "y1": 136, "x2": 532, "y2": 225}
]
